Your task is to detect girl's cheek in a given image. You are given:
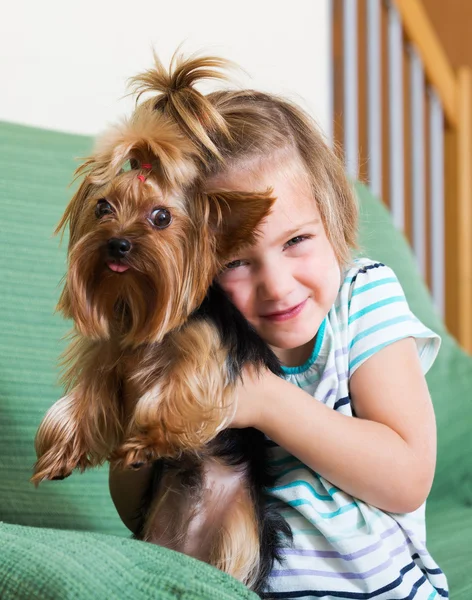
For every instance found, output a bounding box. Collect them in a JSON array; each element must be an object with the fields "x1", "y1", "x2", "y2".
[
  {"x1": 294, "y1": 252, "x2": 320, "y2": 273},
  {"x1": 218, "y1": 264, "x2": 254, "y2": 290},
  {"x1": 218, "y1": 274, "x2": 241, "y2": 300},
  {"x1": 220, "y1": 279, "x2": 254, "y2": 318}
]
